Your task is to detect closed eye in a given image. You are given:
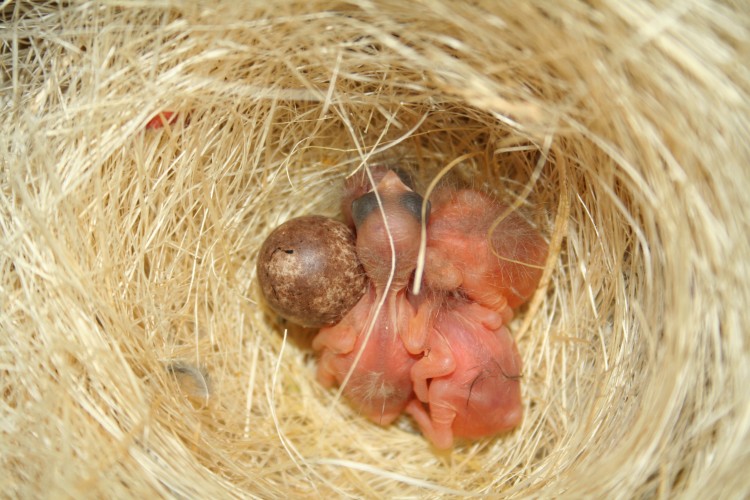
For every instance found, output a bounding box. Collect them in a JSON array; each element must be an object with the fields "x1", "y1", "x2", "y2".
[
  {"x1": 399, "y1": 191, "x2": 430, "y2": 224},
  {"x1": 351, "y1": 191, "x2": 379, "y2": 228}
]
